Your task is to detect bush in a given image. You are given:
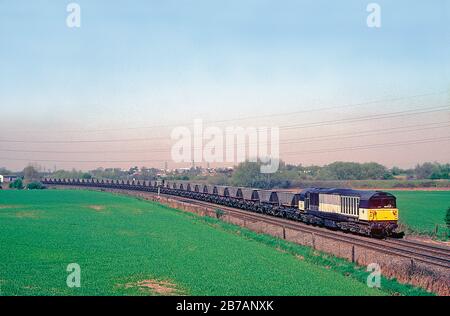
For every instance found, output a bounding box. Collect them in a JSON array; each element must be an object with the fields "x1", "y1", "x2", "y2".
[
  {"x1": 215, "y1": 209, "x2": 225, "y2": 219},
  {"x1": 9, "y1": 178, "x2": 24, "y2": 190},
  {"x1": 446, "y1": 207, "x2": 450, "y2": 231},
  {"x1": 81, "y1": 173, "x2": 92, "y2": 179},
  {"x1": 26, "y1": 182, "x2": 46, "y2": 190}
]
